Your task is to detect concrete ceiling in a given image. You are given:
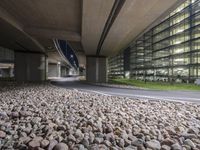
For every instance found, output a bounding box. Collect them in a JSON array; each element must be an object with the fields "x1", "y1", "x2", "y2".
[
  {"x1": 0, "y1": 0, "x2": 81, "y2": 32},
  {"x1": 0, "y1": 8, "x2": 44, "y2": 52},
  {"x1": 0, "y1": 0, "x2": 184, "y2": 67}
]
